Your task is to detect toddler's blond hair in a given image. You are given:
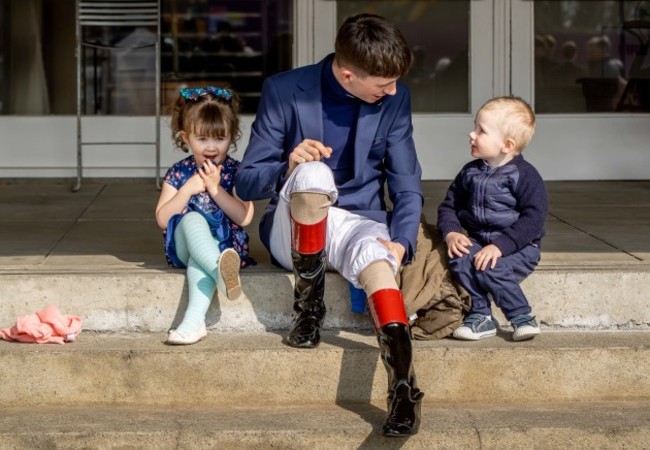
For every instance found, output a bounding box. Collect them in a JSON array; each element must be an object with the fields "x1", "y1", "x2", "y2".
[{"x1": 479, "y1": 96, "x2": 536, "y2": 153}]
